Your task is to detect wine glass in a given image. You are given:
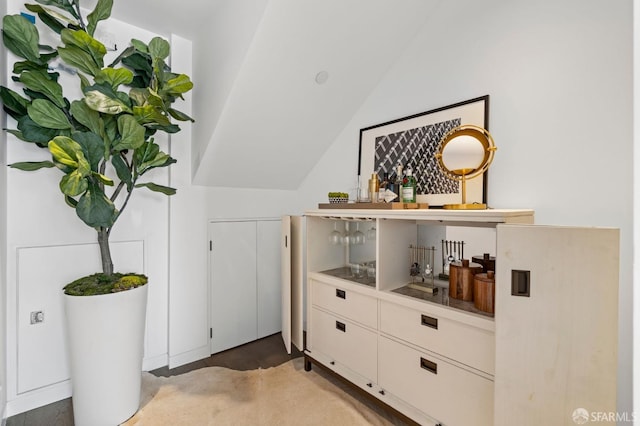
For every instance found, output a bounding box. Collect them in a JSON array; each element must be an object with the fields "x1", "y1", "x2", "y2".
[
  {"x1": 353, "y1": 222, "x2": 366, "y2": 245},
  {"x1": 328, "y1": 221, "x2": 342, "y2": 245},
  {"x1": 366, "y1": 224, "x2": 376, "y2": 241}
]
